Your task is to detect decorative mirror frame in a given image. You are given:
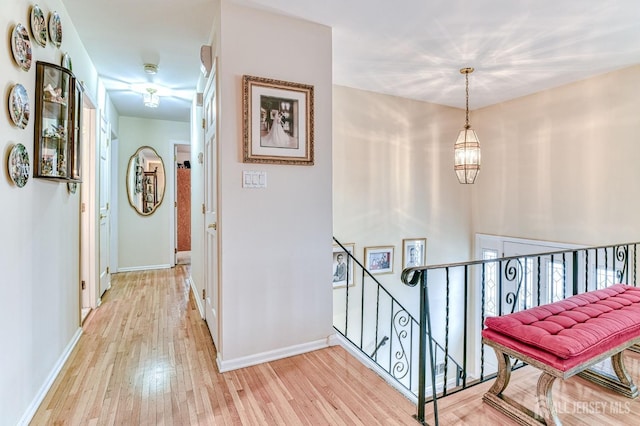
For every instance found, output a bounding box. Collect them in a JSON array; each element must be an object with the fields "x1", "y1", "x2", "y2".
[{"x1": 126, "y1": 146, "x2": 166, "y2": 216}]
